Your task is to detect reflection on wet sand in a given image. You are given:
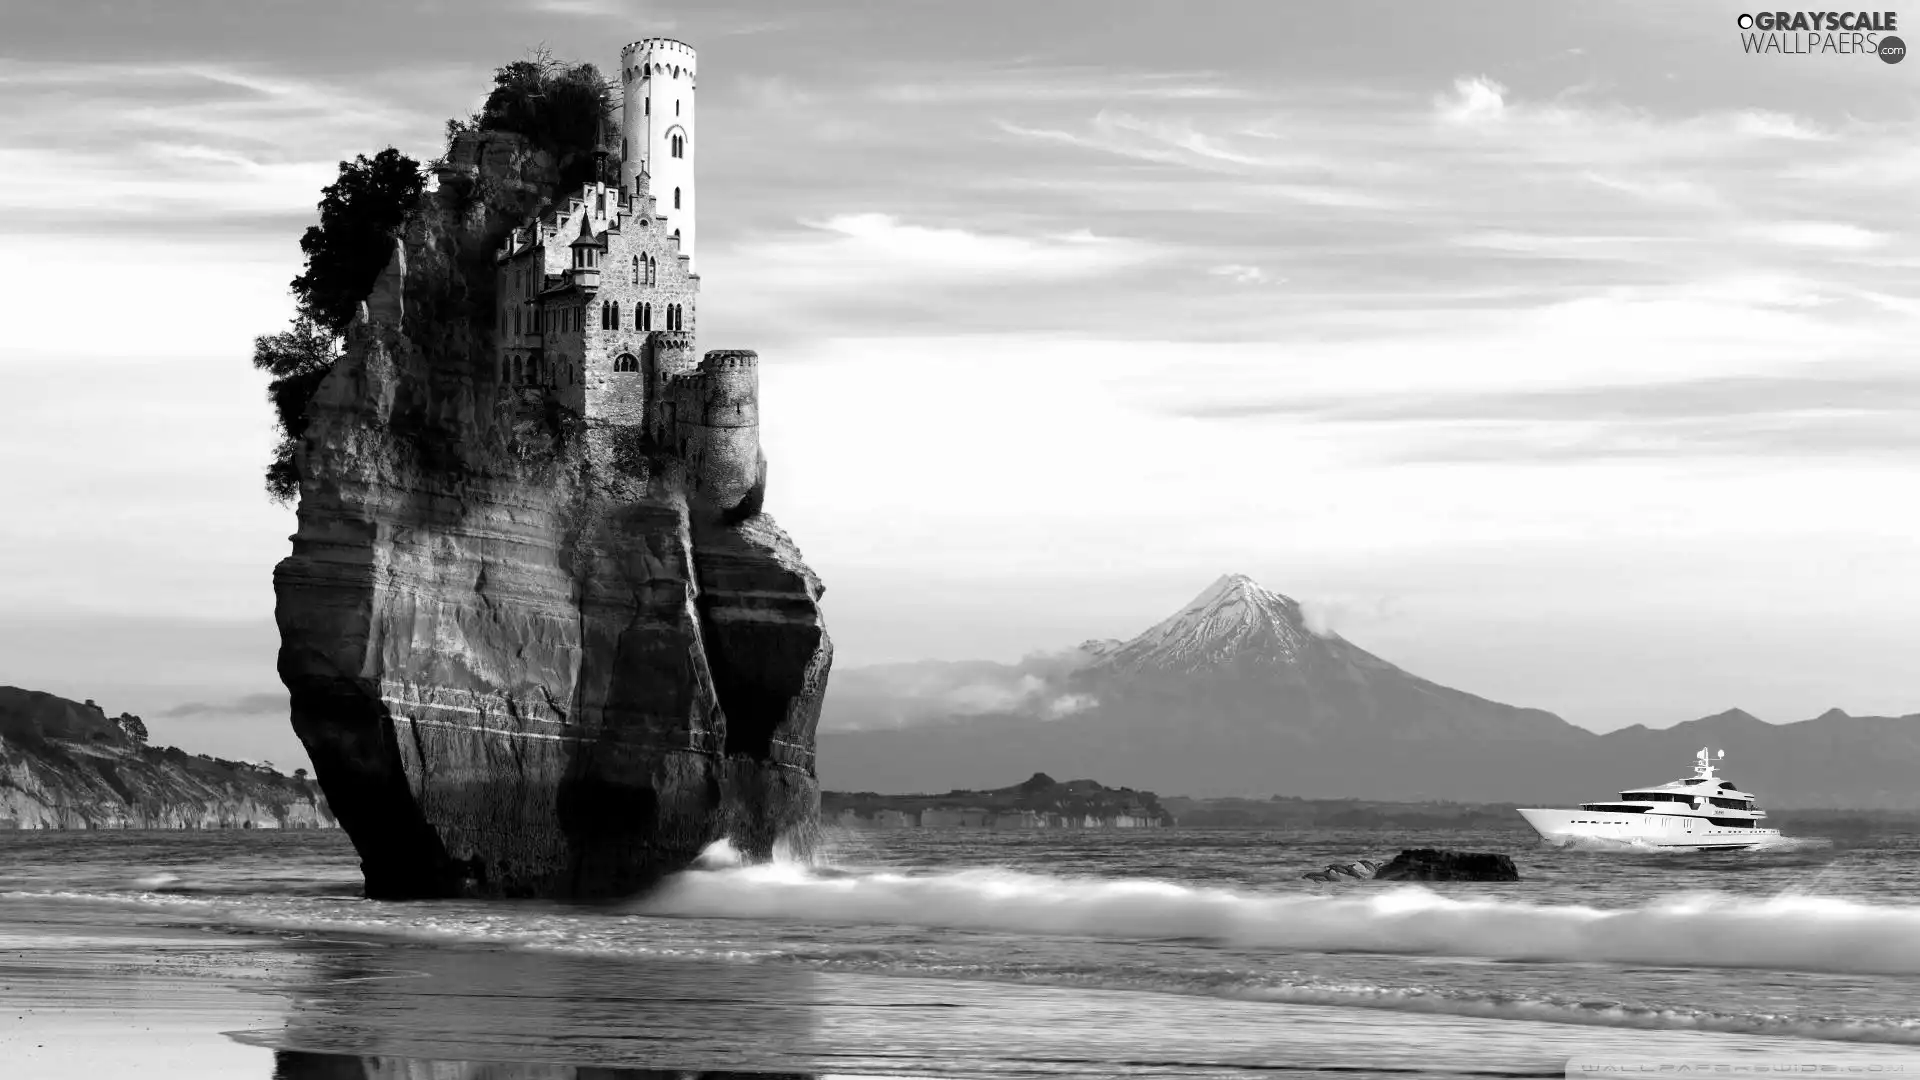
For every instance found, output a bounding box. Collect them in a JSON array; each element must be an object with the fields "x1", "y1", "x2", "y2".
[
  {"x1": 245, "y1": 945, "x2": 838, "y2": 1075},
  {"x1": 271, "y1": 1052, "x2": 815, "y2": 1080}
]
